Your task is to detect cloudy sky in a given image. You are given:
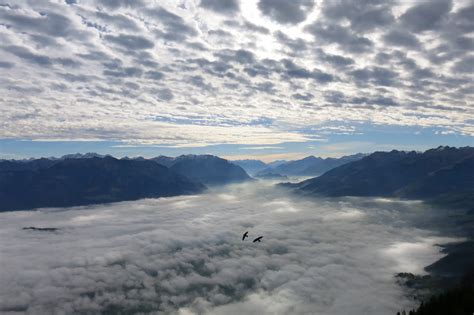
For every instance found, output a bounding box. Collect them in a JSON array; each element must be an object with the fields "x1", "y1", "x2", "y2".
[
  {"x1": 0, "y1": 0, "x2": 473, "y2": 160},
  {"x1": 0, "y1": 181, "x2": 460, "y2": 314}
]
